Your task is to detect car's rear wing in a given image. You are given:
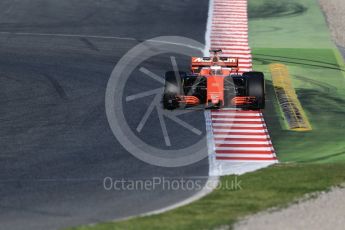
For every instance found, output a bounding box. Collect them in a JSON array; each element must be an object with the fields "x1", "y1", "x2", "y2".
[{"x1": 191, "y1": 57, "x2": 239, "y2": 73}]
